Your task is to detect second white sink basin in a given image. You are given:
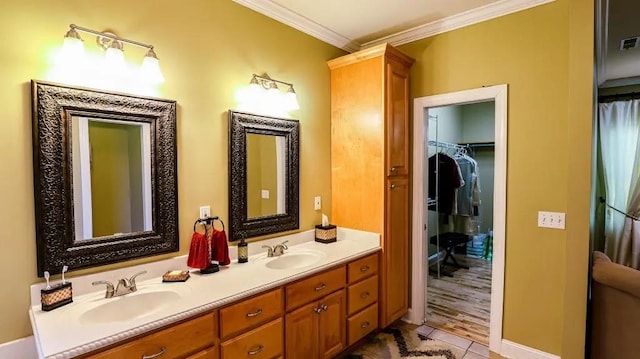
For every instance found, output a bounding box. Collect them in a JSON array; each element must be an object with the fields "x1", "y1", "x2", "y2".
[
  {"x1": 78, "y1": 284, "x2": 190, "y2": 325},
  {"x1": 262, "y1": 250, "x2": 326, "y2": 270}
]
